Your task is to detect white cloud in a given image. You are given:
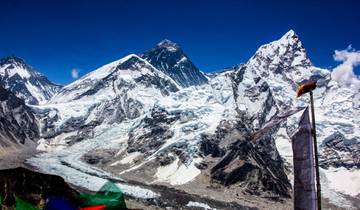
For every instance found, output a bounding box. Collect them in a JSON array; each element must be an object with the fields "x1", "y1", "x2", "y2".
[
  {"x1": 331, "y1": 45, "x2": 360, "y2": 89},
  {"x1": 71, "y1": 68, "x2": 79, "y2": 79}
]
